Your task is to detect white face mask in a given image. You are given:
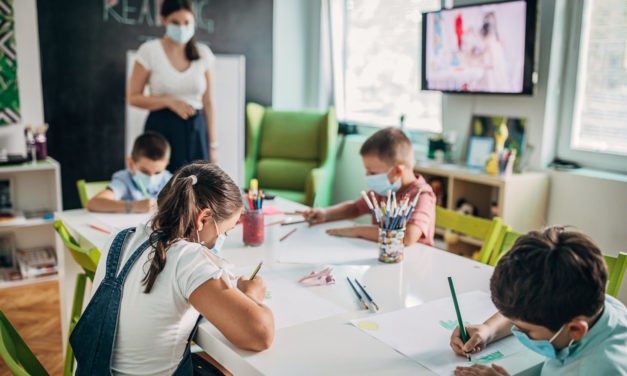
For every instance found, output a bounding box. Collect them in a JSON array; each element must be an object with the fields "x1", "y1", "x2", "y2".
[
  {"x1": 133, "y1": 171, "x2": 165, "y2": 197},
  {"x1": 365, "y1": 167, "x2": 401, "y2": 196},
  {"x1": 166, "y1": 23, "x2": 195, "y2": 44},
  {"x1": 210, "y1": 218, "x2": 226, "y2": 254}
]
